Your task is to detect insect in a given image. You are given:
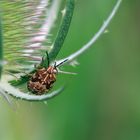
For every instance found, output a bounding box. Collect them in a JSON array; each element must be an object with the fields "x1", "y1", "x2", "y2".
[{"x1": 27, "y1": 52, "x2": 67, "y2": 95}]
